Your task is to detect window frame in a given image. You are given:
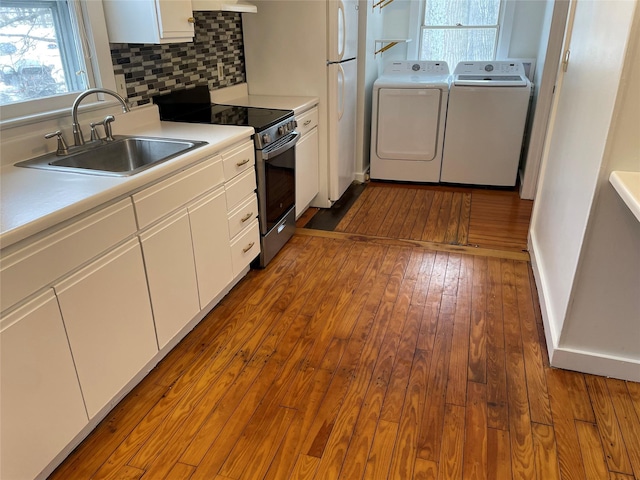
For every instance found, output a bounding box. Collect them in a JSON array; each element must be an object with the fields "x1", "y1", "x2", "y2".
[
  {"x1": 407, "y1": 0, "x2": 516, "y2": 66},
  {"x1": 0, "y1": 0, "x2": 117, "y2": 128}
]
